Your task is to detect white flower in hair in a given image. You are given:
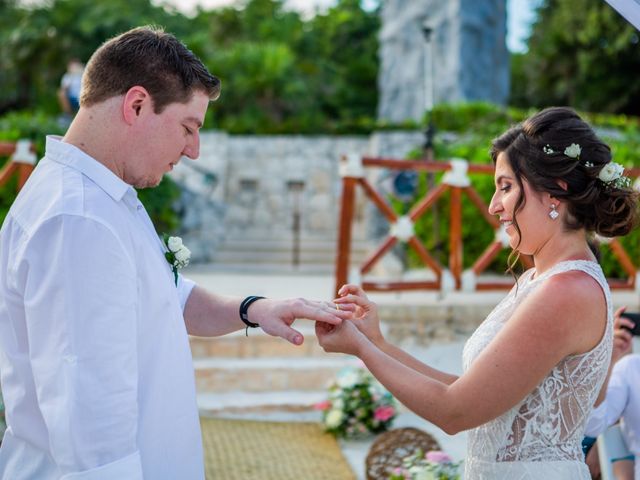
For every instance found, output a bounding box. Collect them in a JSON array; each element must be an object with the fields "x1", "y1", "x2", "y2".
[
  {"x1": 564, "y1": 143, "x2": 581, "y2": 158},
  {"x1": 598, "y1": 162, "x2": 625, "y2": 183}
]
